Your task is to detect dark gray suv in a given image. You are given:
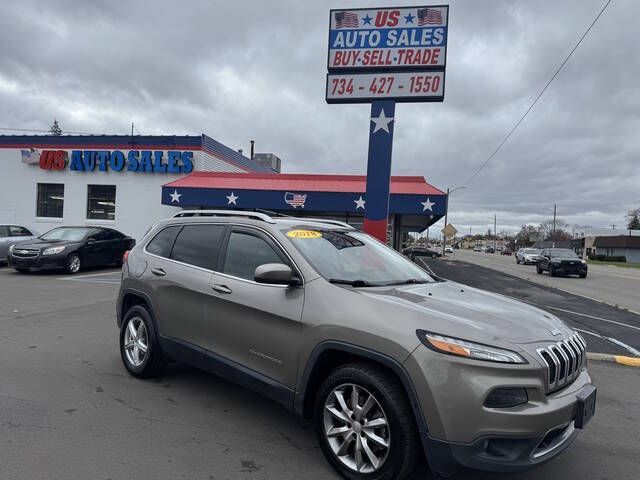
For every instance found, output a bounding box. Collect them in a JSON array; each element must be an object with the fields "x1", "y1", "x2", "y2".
[{"x1": 117, "y1": 210, "x2": 596, "y2": 479}]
